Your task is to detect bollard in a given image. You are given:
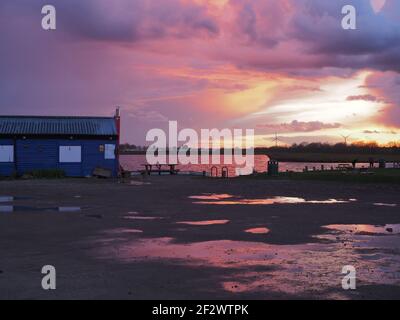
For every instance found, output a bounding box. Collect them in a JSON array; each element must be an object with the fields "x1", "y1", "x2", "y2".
[
  {"x1": 210, "y1": 166, "x2": 218, "y2": 177},
  {"x1": 268, "y1": 160, "x2": 279, "y2": 176},
  {"x1": 222, "y1": 167, "x2": 229, "y2": 179}
]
